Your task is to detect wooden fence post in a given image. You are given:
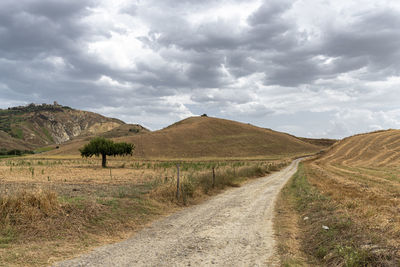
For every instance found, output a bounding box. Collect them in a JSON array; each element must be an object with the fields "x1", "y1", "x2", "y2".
[
  {"x1": 212, "y1": 167, "x2": 215, "y2": 188},
  {"x1": 176, "y1": 163, "x2": 180, "y2": 199}
]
